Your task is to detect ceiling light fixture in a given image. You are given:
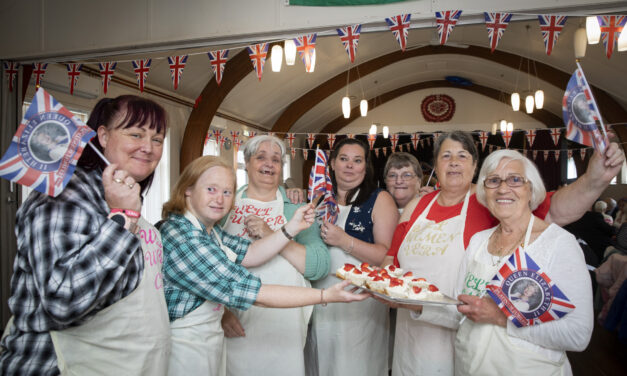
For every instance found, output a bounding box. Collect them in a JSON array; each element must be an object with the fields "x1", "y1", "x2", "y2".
[
  {"x1": 586, "y1": 16, "x2": 601, "y2": 44},
  {"x1": 342, "y1": 66, "x2": 351, "y2": 118},
  {"x1": 284, "y1": 39, "x2": 296, "y2": 65},
  {"x1": 271, "y1": 45, "x2": 283, "y2": 72}
]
